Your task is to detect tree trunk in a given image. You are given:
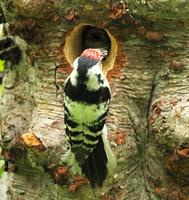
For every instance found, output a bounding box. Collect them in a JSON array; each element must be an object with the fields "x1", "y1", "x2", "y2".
[{"x1": 0, "y1": 0, "x2": 189, "y2": 199}]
